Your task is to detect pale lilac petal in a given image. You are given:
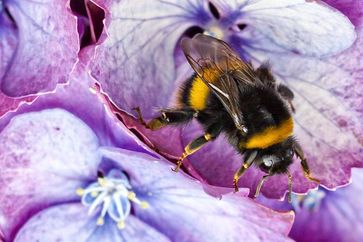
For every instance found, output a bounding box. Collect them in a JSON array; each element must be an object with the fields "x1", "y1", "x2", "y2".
[
  {"x1": 1, "y1": 0, "x2": 79, "y2": 96},
  {"x1": 0, "y1": 108, "x2": 101, "y2": 241},
  {"x1": 100, "y1": 148, "x2": 294, "y2": 242},
  {"x1": 14, "y1": 204, "x2": 171, "y2": 242},
  {"x1": 238, "y1": 0, "x2": 355, "y2": 57},
  {"x1": 89, "y1": 0, "x2": 207, "y2": 117}
]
